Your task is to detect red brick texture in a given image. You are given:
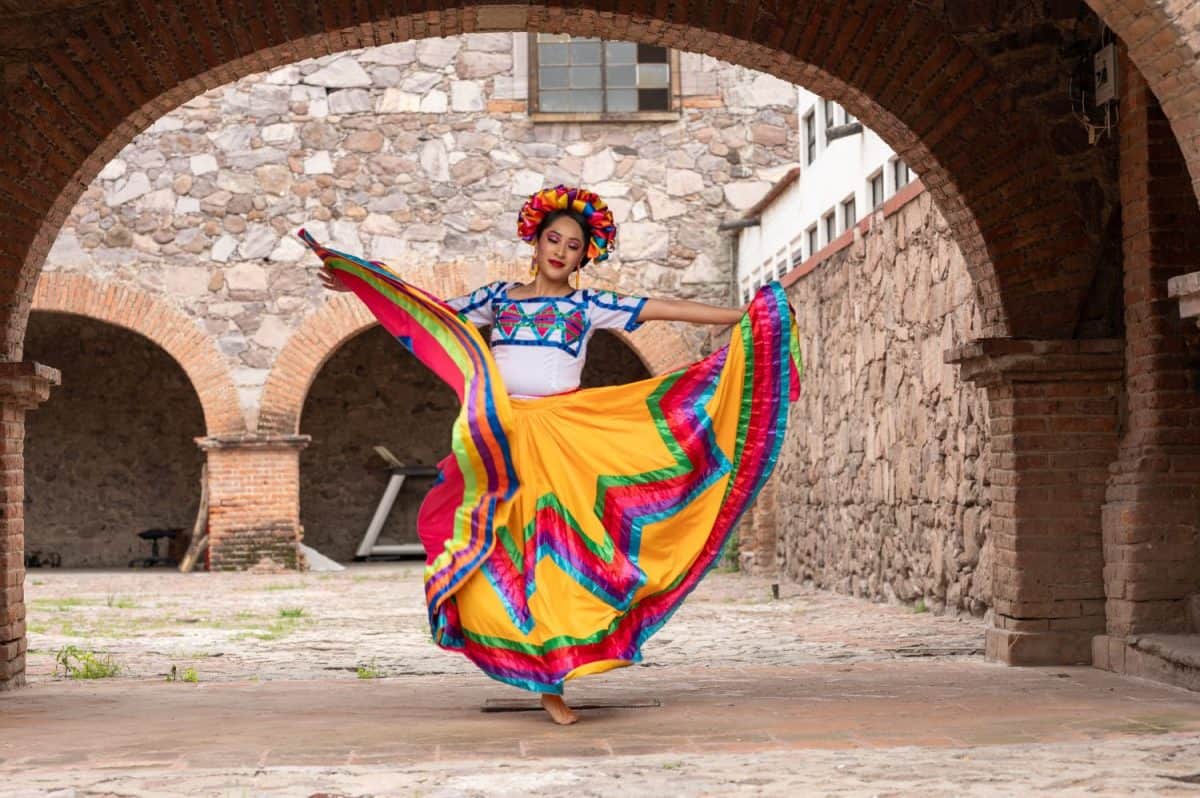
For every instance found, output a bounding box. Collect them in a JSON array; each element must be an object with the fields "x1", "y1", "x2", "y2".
[
  {"x1": 0, "y1": 362, "x2": 58, "y2": 691},
  {"x1": 196, "y1": 435, "x2": 310, "y2": 571},
  {"x1": 1099, "y1": 50, "x2": 1200, "y2": 641},
  {"x1": 738, "y1": 475, "x2": 780, "y2": 575},
  {"x1": 1088, "y1": 1, "x2": 1200, "y2": 208},
  {"x1": 33, "y1": 274, "x2": 243, "y2": 436},
  {"x1": 948, "y1": 339, "x2": 1124, "y2": 665},
  {"x1": 259, "y1": 261, "x2": 695, "y2": 436}
]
